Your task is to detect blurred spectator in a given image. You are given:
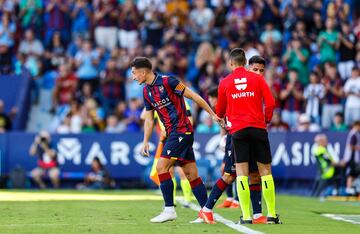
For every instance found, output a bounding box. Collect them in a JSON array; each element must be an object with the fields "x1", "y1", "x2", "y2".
[
  {"x1": 189, "y1": 0, "x2": 214, "y2": 44},
  {"x1": 165, "y1": 0, "x2": 189, "y2": 27},
  {"x1": 100, "y1": 58, "x2": 125, "y2": 114},
  {"x1": 44, "y1": 31, "x2": 66, "y2": 70},
  {"x1": 76, "y1": 157, "x2": 111, "y2": 190},
  {"x1": 18, "y1": 0, "x2": 43, "y2": 34},
  {"x1": 124, "y1": 98, "x2": 142, "y2": 132},
  {"x1": 141, "y1": 2, "x2": 165, "y2": 49},
  {"x1": 268, "y1": 111, "x2": 289, "y2": 132},
  {"x1": 76, "y1": 82, "x2": 101, "y2": 106},
  {"x1": 68, "y1": 101, "x2": 82, "y2": 133},
  {"x1": 0, "y1": 13, "x2": 15, "y2": 73},
  {"x1": 70, "y1": 0, "x2": 92, "y2": 39},
  {"x1": 280, "y1": 69, "x2": 303, "y2": 128},
  {"x1": 74, "y1": 40, "x2": 99, "y2": 89},
  {"x1": 56, "y1": 114, "x2": 71, "y2": 134},
  {"x1": 260, "y1": 22, "x2": 282, "y2": 44},
  {"x1": 326, "y1": 0, "x2": 350, "y2": 23},
  {"x1": 93, "y1": 0, "x2": 118, "y2": 51},
  {"x1": 317, "y1": 18, "x2": 339, "y2": 64},
  {"x1": 295, "y1": 113, "x2": 320, "y2": 132},
  {"x1": 29, "y1": 131, "x2": 60, "y2": 189},
  {"x1": 282, "y1": 37, "x2": 309, "y2": 85},
  {"x1": 0, "y1": 99, "x2": 11, "y2": 132},
  {"x1": 303, "y1": 72, "x2": 325, "y2": 124},
  {"x1": 81, "y1": 116, "x2": 98, "y2": 133},
  {"x1": 338, "y1": 21, "x2": 356, "y2": 80},
  {"x1": 330, "y1": 112, "x2": 347, "y2": 132},
  {"x1": 44, "y1": 0, "x2": 68, "y2": 45},
  {"x1": 254, "y1": 0, "x2": 280, "y2": 28},
  {"x1": 321, "y1": 62, "x2": 344, "y2": 129},
  {"x1": 18, "y1": 29, "x2": 44, "y2": 59},
  {"x1": 118, "y1": 0, "x2": 140, "y2": 50},
  {"x1": 196, "y1": 111, "x2": 220, "y2": 133},
  {"x1": 281, "y1": 0, "x2": 305, "y2": 43},
  {"x1": 343, "y1": 67, "x2": 360, "y2": 126},
  {"x1": 52, "y1": 64, "x2": 77, "y2": 111},
  {"x1": 104, "y1": 114, "x2": 126, "y2": 133},
  {"x1": 341, "y1": 121, "x2": 360, "y2": 195}
]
